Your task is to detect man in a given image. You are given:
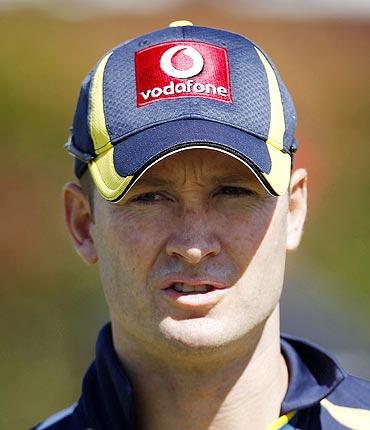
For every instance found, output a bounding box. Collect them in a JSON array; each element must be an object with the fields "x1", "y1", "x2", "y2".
[{"x1": 32, "y1": 21, "x2": 370, "y2": 430}]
